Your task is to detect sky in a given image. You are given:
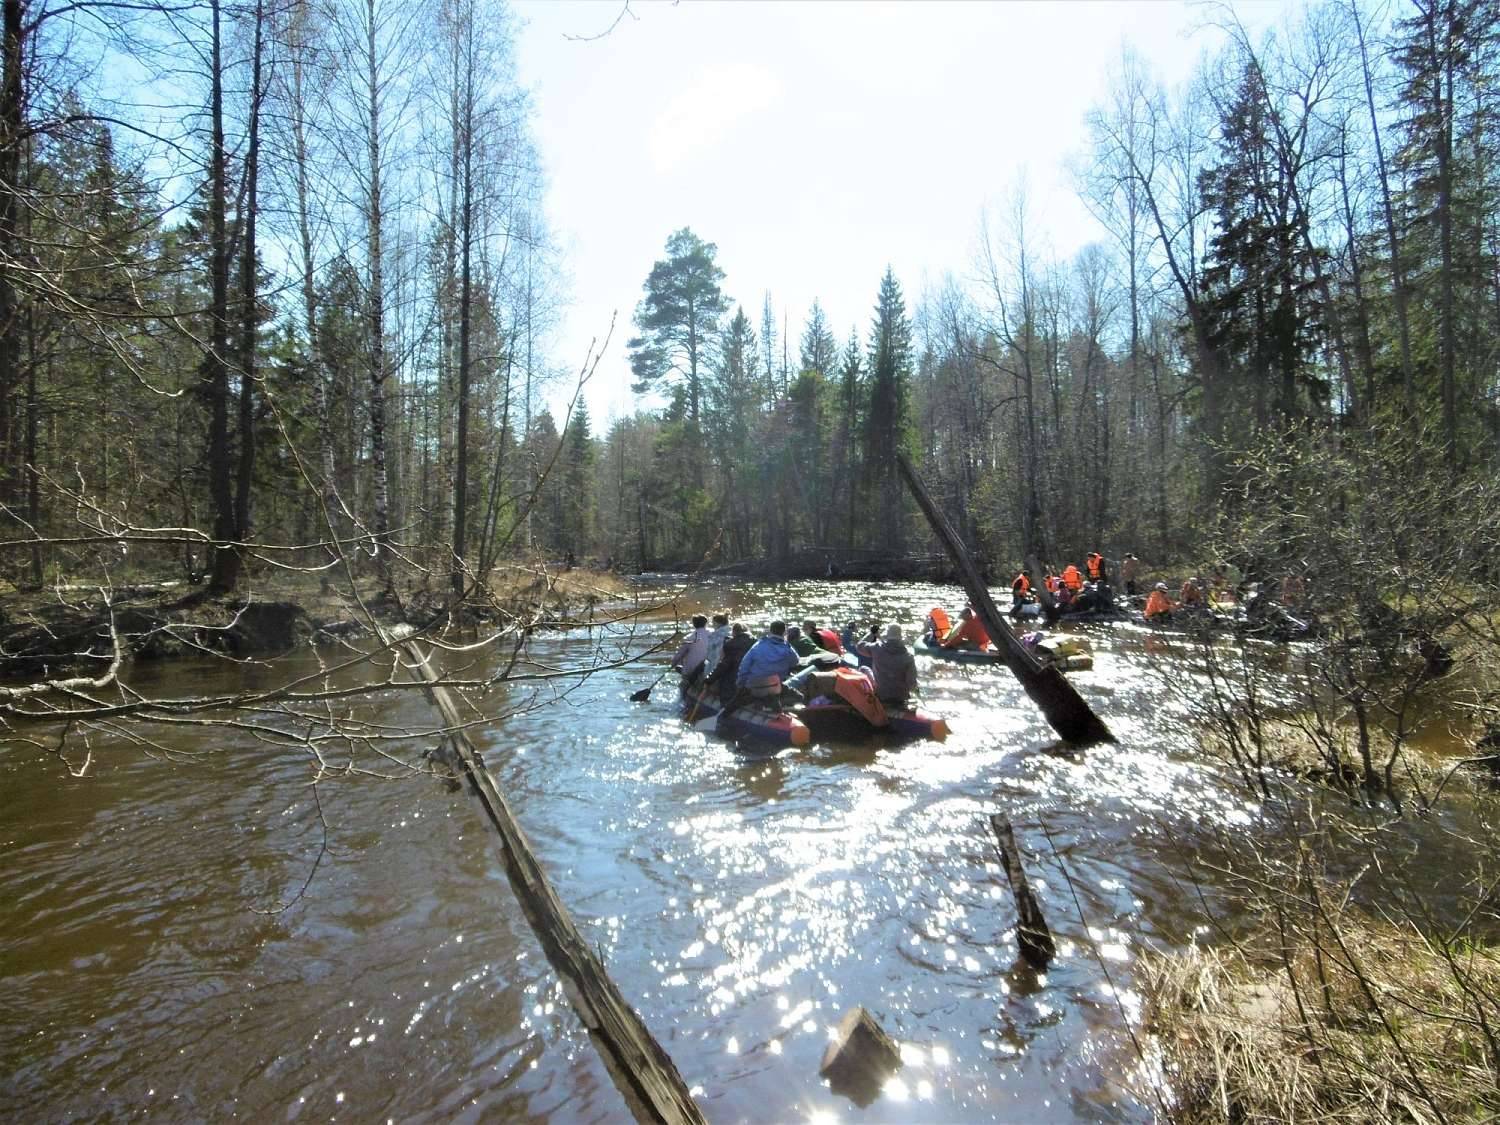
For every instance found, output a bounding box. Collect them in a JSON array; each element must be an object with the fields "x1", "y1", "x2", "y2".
[{"x1": 512, "y1": 0, "x2": 1294, "y2": 426}]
